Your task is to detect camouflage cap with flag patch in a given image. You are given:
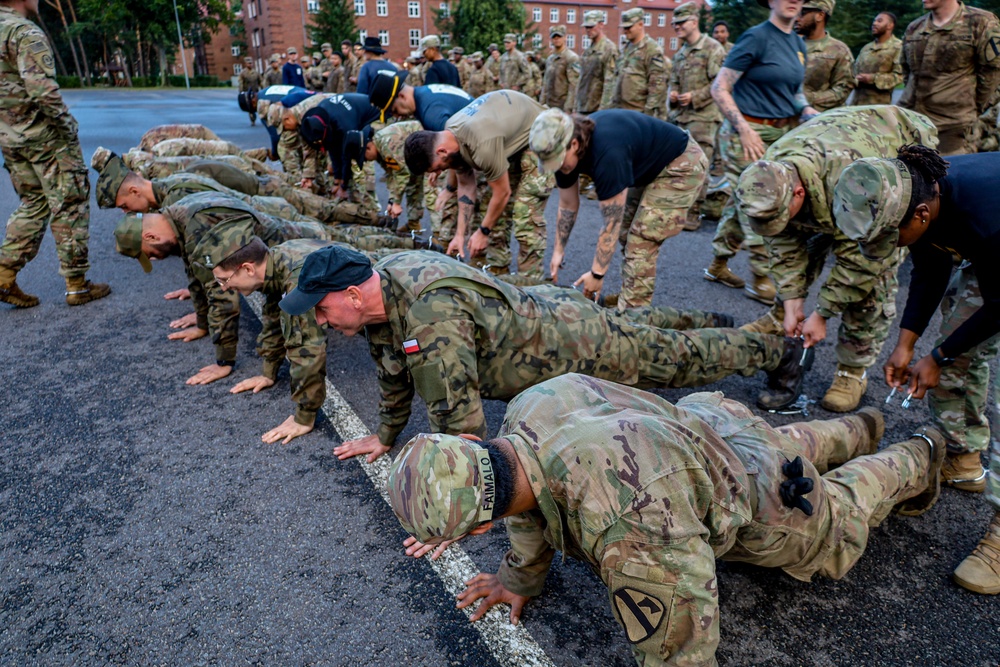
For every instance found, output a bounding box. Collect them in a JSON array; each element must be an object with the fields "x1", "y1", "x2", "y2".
[
  {"x1": 583, "y1": 10, "x2": 604, "y2": 26},
  {"x1": 93, "y1": 148, "x2": 131, "y2": 209},
  {"x1": 672, "y1": 2, "x2": 699, "y2": 23},
  {"x1": 735, "y1": 160, "x2": 796, "y2": 236},
  {"x1": 191, "y1": 219, "x2": 257, "y2": 270},
  {"x1": 530, "y1": 107, "x2": 574, "y2": 173},
  {"x1": 114, "y1": 214, "x2": 152, "y2": 273},
  {"x1": 386, "y1": 433, "x2": 496, "y2": 543},
  {"x1": 833, "y1": 157, "x2": 911, "y2": 260}
]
